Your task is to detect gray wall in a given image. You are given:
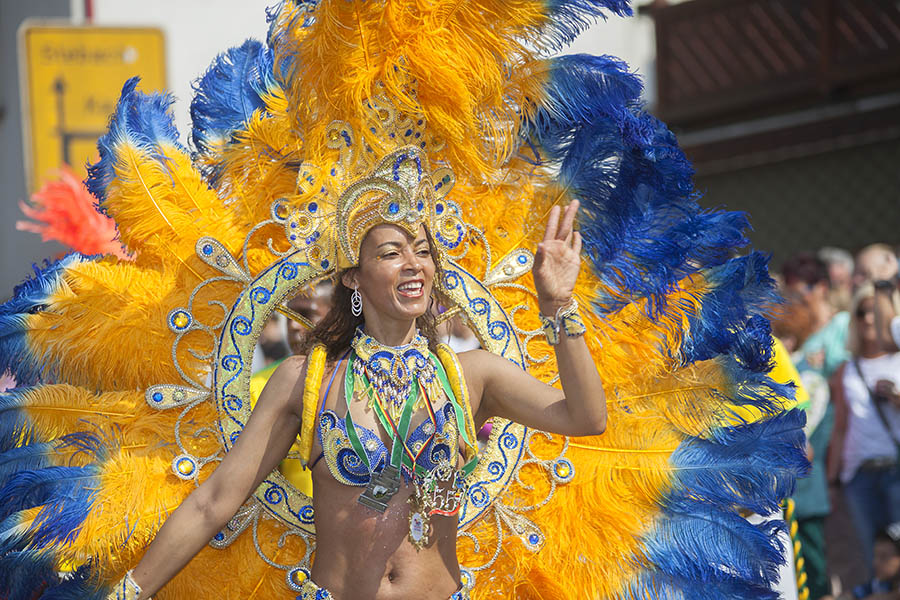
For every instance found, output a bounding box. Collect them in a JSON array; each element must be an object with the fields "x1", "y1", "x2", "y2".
[
  {"x1": 1, "y1": 0, "x2": 70, "y2": 301},
  {"x1": 696, "y1": 139, "x2": 900, "y2": 268}
]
